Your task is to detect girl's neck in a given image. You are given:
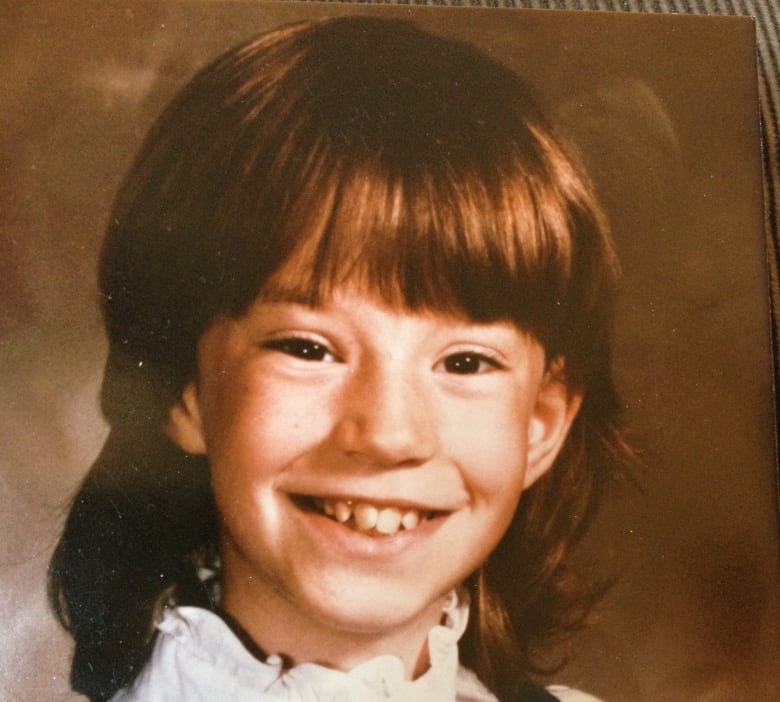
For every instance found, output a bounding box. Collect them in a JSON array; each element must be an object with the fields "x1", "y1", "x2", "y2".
[{"x1": 221, "y1": 571, "x2": 447, "y2": 679}]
